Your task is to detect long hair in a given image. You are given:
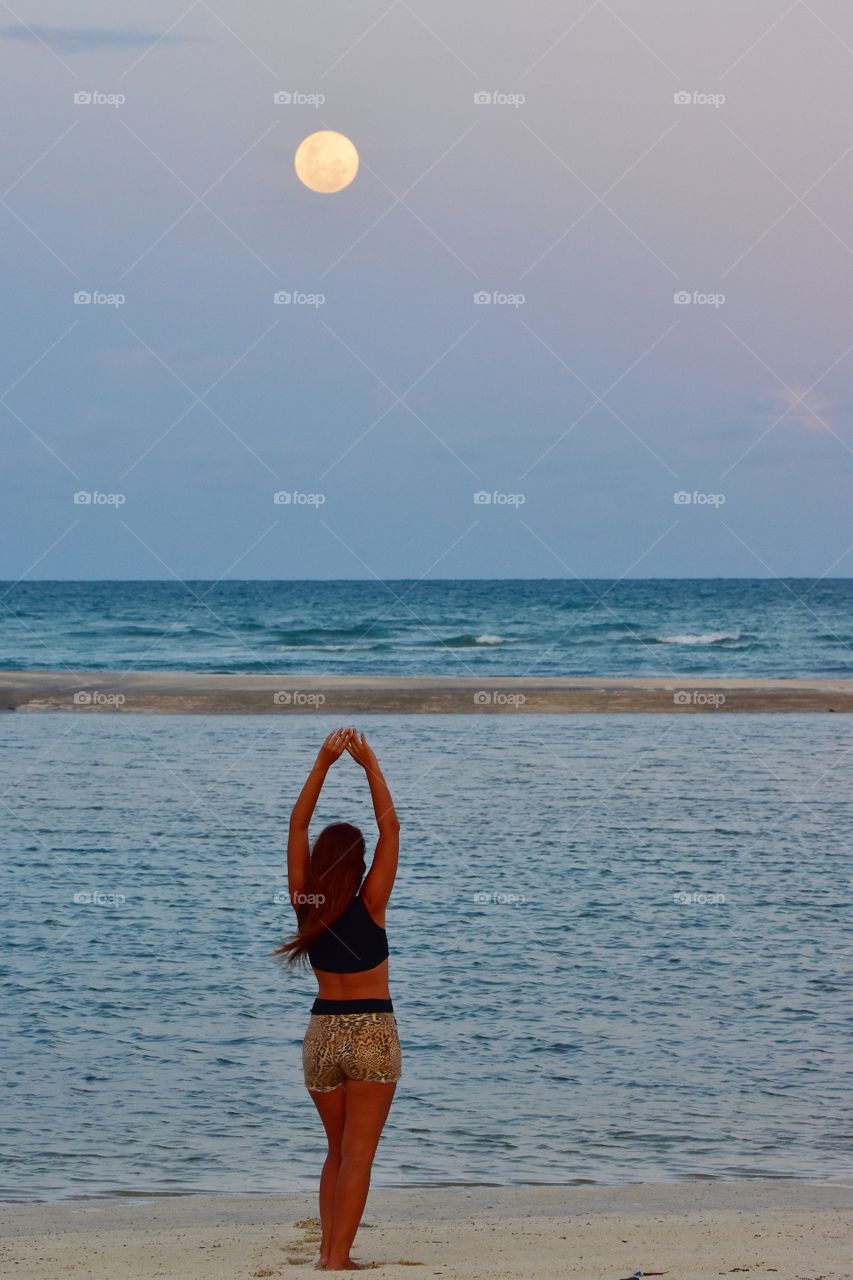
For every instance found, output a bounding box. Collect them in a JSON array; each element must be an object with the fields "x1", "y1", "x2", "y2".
[{"x1": 276, "y1": 822, "x2": 366, "y2": 966}]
